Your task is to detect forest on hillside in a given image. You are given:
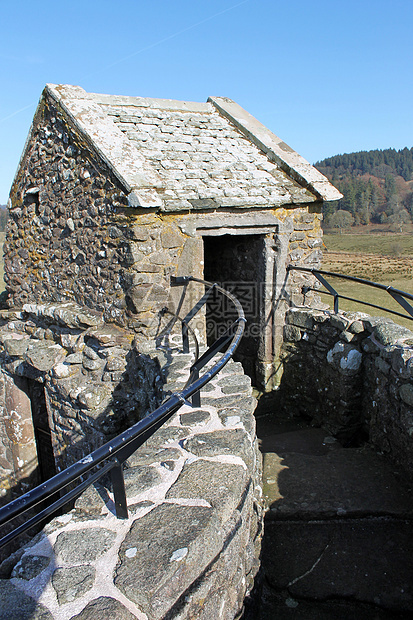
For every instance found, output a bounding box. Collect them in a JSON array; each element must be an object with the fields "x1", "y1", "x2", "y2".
[{"x1": 315, "y1": 147, "x2": 413, "y2": 231}]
